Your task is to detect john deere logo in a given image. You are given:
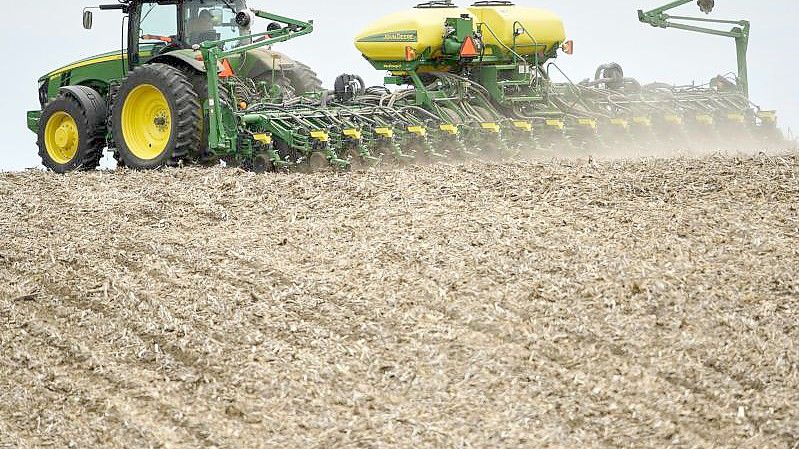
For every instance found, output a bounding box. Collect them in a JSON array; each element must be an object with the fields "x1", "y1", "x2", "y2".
[{"x1": 358, "y1": 30, "x2": 418, "y2": 43}]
